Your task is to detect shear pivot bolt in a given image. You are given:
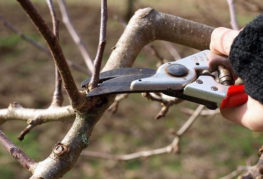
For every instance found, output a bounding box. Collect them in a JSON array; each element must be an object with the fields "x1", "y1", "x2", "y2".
[
  {"x1": 196, "y1": 80, "x2": 203, "y2": 84},
  {"x1": 166, "y1": 64, "x2": 188, "y2": 77},
  {"x1": 211, "y1": 86, "x2": 218, "y2": 91}
]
